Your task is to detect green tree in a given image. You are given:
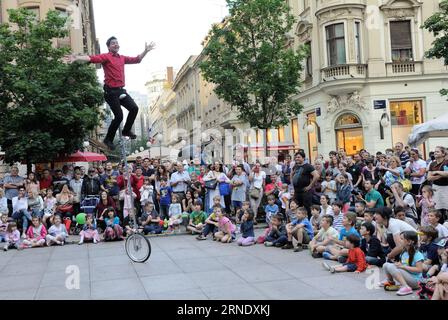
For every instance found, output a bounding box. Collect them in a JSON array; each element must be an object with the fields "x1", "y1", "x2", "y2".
[
  {"x1": 200, "y1": 0, "x2": 305, "y2": 156},
  {"x1": 423, "y1": 0, "x2": 448, "y2": 96},
  {"x1": 0, "y1": 8, "x2": 103, "y2": 170}
]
